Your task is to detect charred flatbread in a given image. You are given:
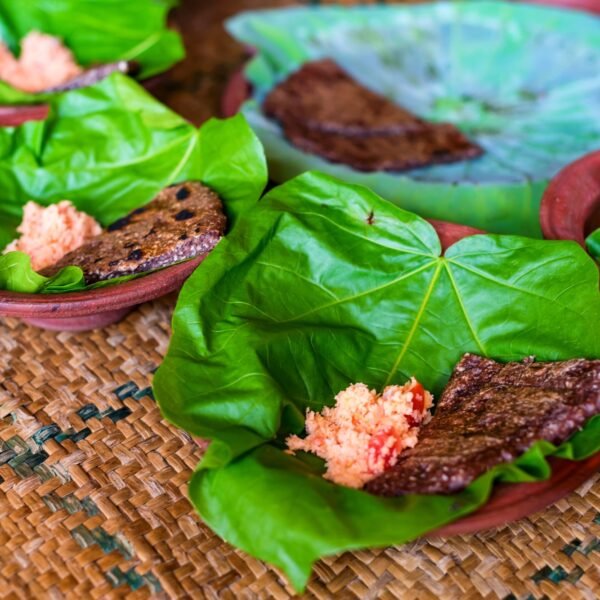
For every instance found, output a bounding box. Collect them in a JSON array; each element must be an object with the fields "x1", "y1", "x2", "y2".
[
  {"x1": 366, "y1": 354, "x2": 600, "y2": 496},
  {"x1": 264, "y1": 59, "x2": 422, "y2": 135},
  {"x1": 45, "y1": 181, "x2": 226, "y2": 284},
  {"x1": 263, "y1": 59, "x2": 483, "y2": 172},
  {"x1": 282, "y1": 119, "x2": 482, "y2": 172}
]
